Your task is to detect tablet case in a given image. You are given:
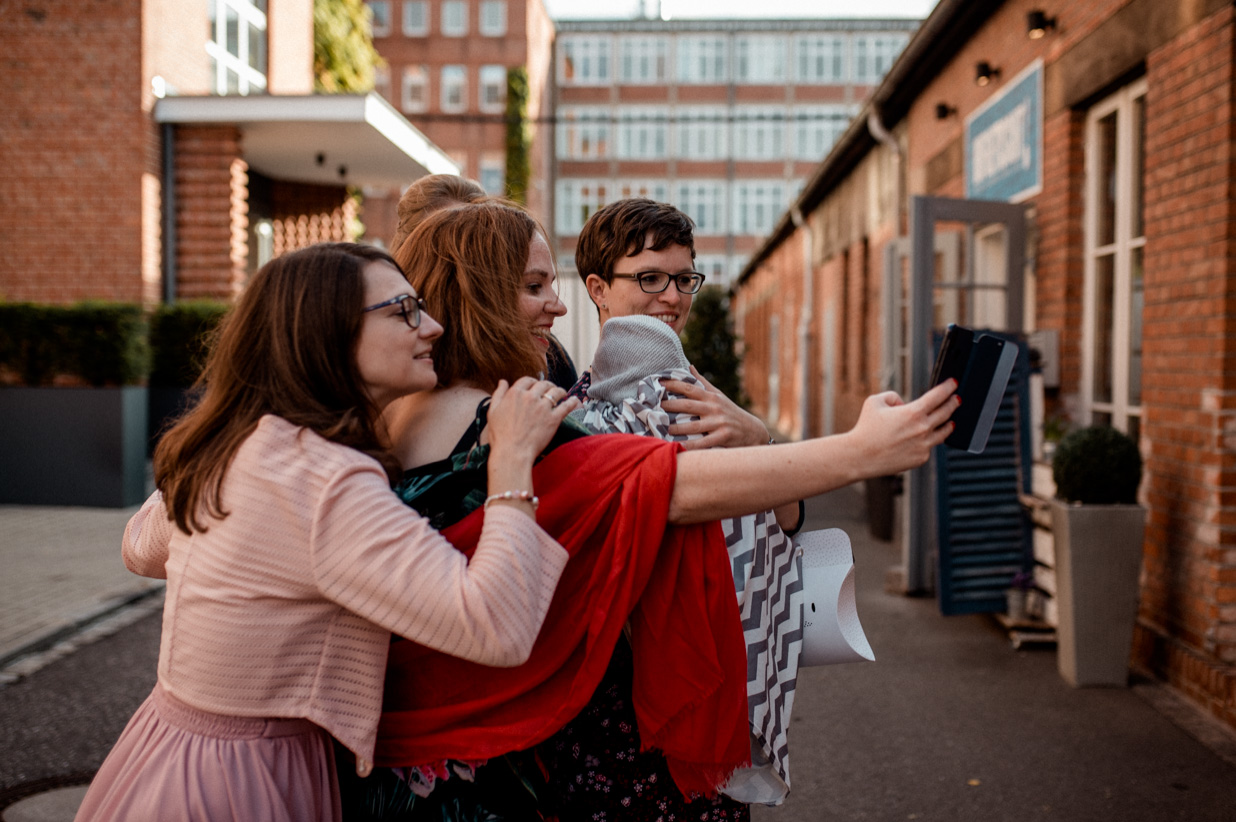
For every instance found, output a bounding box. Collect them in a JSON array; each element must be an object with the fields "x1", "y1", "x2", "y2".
[{"x1": 930, "y1": 324, "x2": 1019, "y2": 454}]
